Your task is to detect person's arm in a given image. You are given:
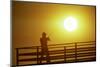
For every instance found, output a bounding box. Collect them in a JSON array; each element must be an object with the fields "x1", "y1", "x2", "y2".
[
  {"x1": 40, "y1": 38, "x2": 42, "y2": 44},
  {"x1": 47, "y1": 37, "x2": 50, "y2": 41}
]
